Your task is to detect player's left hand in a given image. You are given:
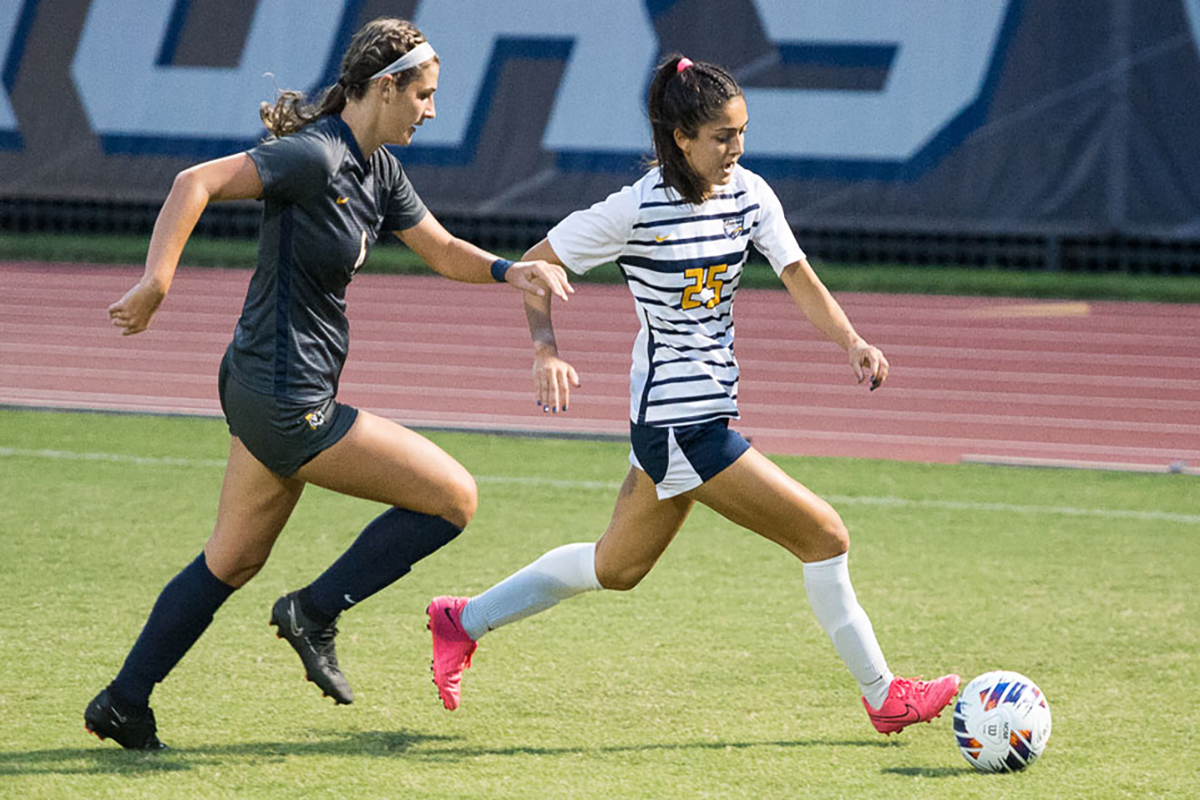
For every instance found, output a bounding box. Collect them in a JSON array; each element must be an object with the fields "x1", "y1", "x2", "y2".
[
  {"x1": 532, "y1": 348, "x2": 580, "y2": 413},
  {"x1": 505, "y1": 260, "x2": 574, "y2": 302},
  {"x1": 849, "y1": 339, "x2": 889, "y2": 391}
]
